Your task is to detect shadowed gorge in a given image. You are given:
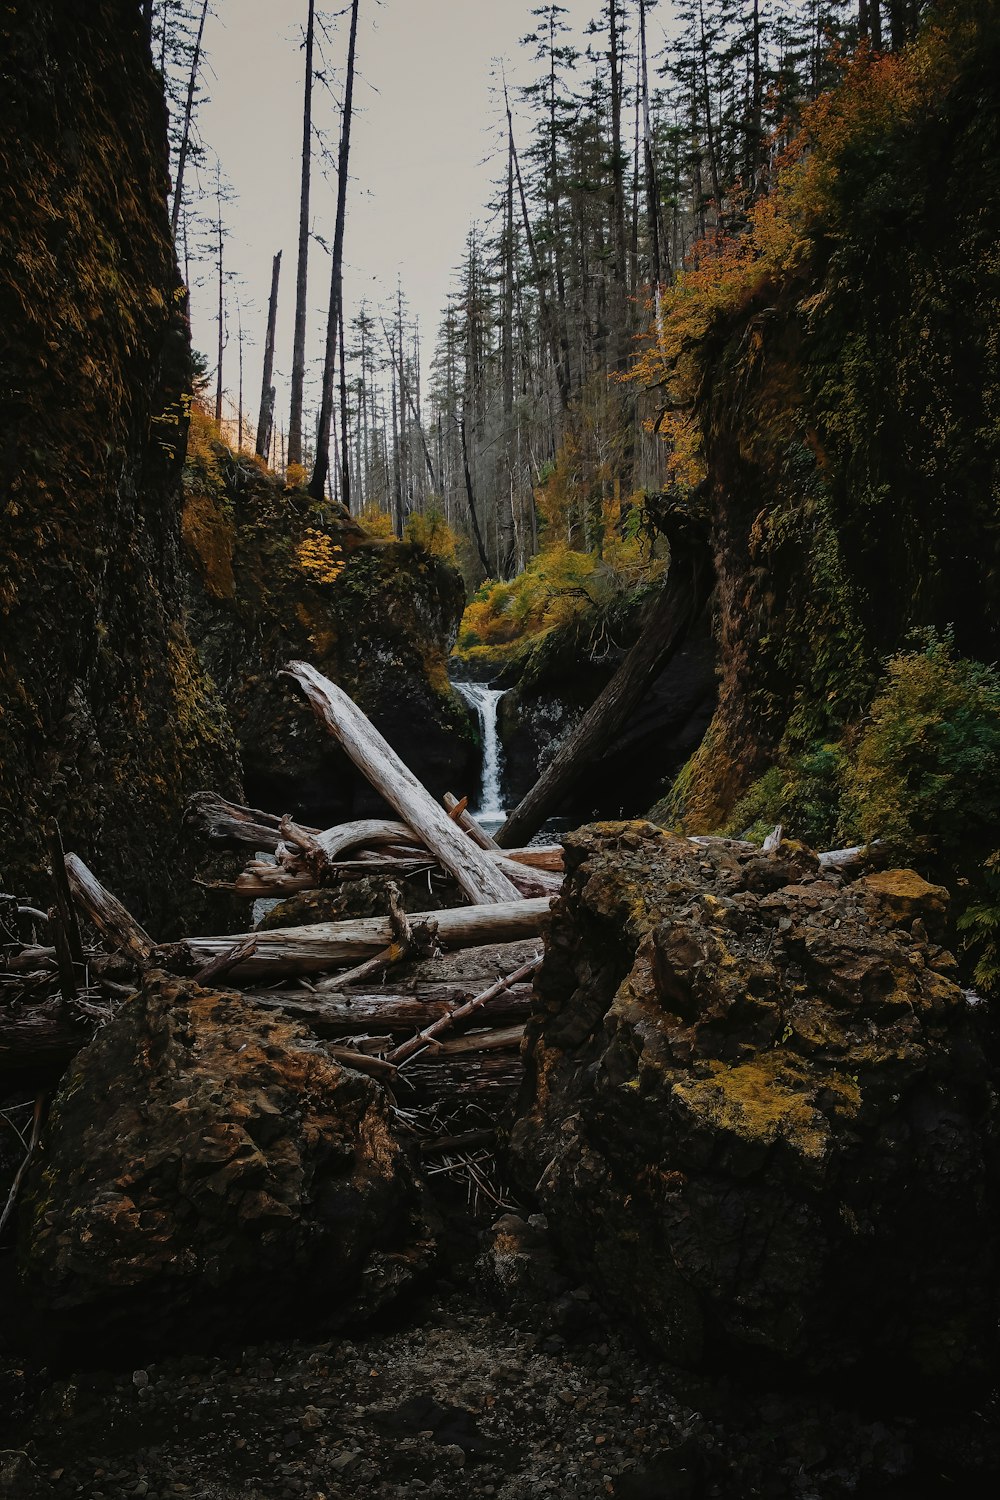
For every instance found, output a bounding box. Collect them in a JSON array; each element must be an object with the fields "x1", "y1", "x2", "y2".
[{"x1": 2, "y1": 3, "x2": 1000, "y2": 1497}]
